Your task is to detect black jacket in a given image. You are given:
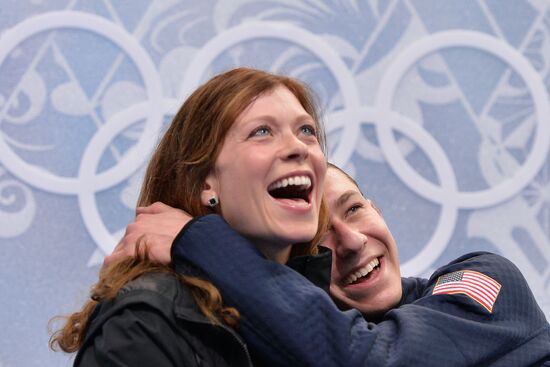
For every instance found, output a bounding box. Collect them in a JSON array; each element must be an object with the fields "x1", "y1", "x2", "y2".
[{"x1": 74, "y1": 272, "x2": 253, "y2": 367}]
